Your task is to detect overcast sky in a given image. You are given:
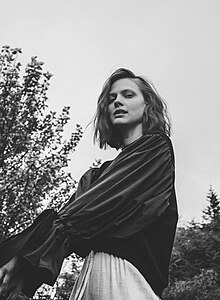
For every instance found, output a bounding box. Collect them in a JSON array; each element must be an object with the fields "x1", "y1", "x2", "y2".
[{"x1": 1, "y1": 0, "x2": 219, "y2": 223}]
